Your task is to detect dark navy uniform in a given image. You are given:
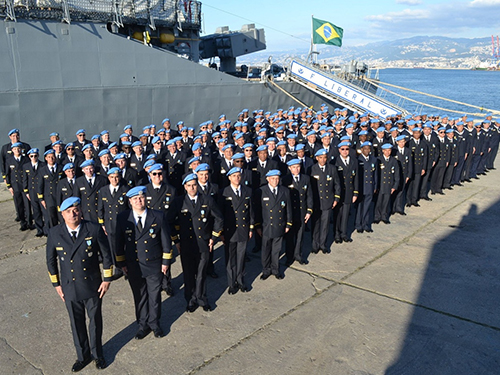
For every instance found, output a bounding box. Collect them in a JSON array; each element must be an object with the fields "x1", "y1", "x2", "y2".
[
  {"x1": 248, "y1": 158, "x2": 279, "y2": 189},
  {"x1": 46, "y1": 220, "x2": 113, "y2": 363},
  {"x1": 430, "y1": 138, "x2": 450, "y2": 194},
  {"x1": 168, "y1": 194, "x2": 223, "y2": 309},
  {"x1": 308, "y1": 163, "x2": 341, "y2": 253},
  {"x1": 23, "y1": 160, "x2": 46, "y2": 234},
  {"x1": 37, "y1": 164, "x2": 63, "y2": 232},
  {"x1": 164, "y1": 151, "x2": 187, "y2": 191},
  {"x1": 443, "y1": 137, "x2": 459, "y2": 189},
  {"x1": 219, "y1": 184, "x2": 254, "y2": 290},
  {"x1": 6, "y1": 154, "x2": 30, "y2": 229},
  {"x1": 197, "y1": 180, "x2": 220, "y2": 277},
  {"x1": 355, "y1": 154, "x2": 378, "y2": 232},
  {"x1": 334, "y1": 156, "x2": 359, "y2": 242},
  {"x1": 254, "y1": 184, "x2": 292, "y2": 278},
  {"x1": 74, "y1": 175, "x2": 107, "y2": 223},
  {"x1": 393, "y1": 146, "x2": 413, "y2": 214},
  {"x1": 374, "y1": 155, "x2": 400, "y2": 223},
  {"x1": 407, "y1": 138, "x2": 428, "y2": 206},
  {"x1": 1, "y1": 141, "x2": 31, "y2": 181},
  {"x1": 115, "y1": 209, "x2": 172, "y2": 332},
  {"x1": 56, "y1": 177, "x2": 76, "y2": 209},
  {"x1": 283, "y1": 173, "x2": 313, "y2": 263},
  {"x1": 420, "y1": 133, "x2": 438, "y2": 199}
]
